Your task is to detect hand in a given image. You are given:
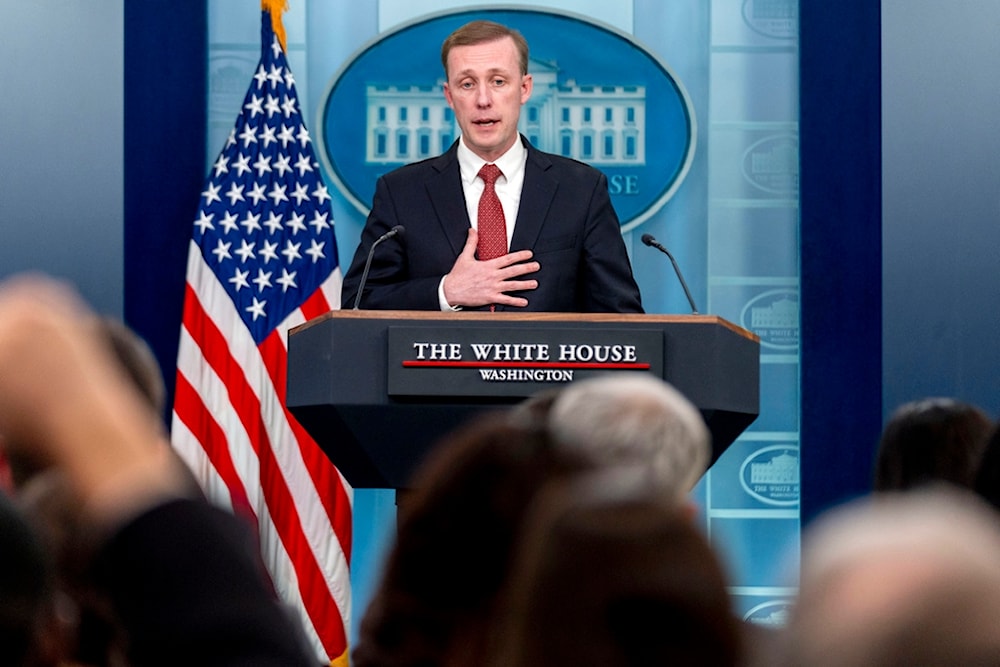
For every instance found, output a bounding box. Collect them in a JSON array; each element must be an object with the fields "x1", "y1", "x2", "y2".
[
  {"x1": 443, "y1": 228, "x2": 540, "y2": 308},
  {"x1": 0, "y1": 274, "x2": 190, "y2": 527}
]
